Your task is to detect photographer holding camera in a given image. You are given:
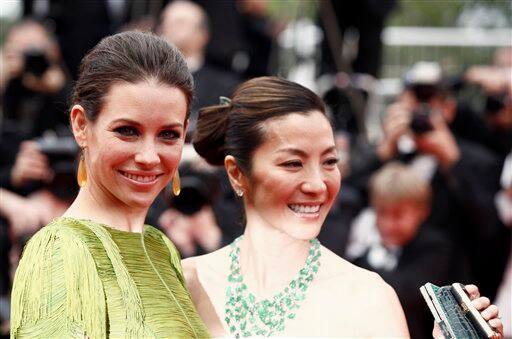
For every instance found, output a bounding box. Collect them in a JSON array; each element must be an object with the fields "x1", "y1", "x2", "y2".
[
  {"x1": 0, "y1": 20, "x2": 75, "y2": 334},
  {"x1": 1, "y1": 19, "x2": 70, "y2": 138},
  {"x1": 153, "y1": 149, "x2": 243, "y2": 258},
  {"x1": 1, "y1": 19, "x2": 76, "y2": 193},
  {"x1": 373, "y1": 62, "x2": 507, "y2": 301}
]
